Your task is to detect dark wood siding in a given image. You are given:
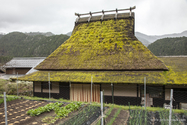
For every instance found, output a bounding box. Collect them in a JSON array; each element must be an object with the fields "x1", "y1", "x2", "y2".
[
  {"x1": 59, "y1": 83, "x2": 70, "y2": 100},
  {"x1": 34, "y1": 82, "x2": 70, "y2": 99},
  {"x1": 6, "y1": 68, "x2": 31, "y2": 74},
  {"x1": 104, "y1": 95, "x2": 141, "y2": 106}
]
